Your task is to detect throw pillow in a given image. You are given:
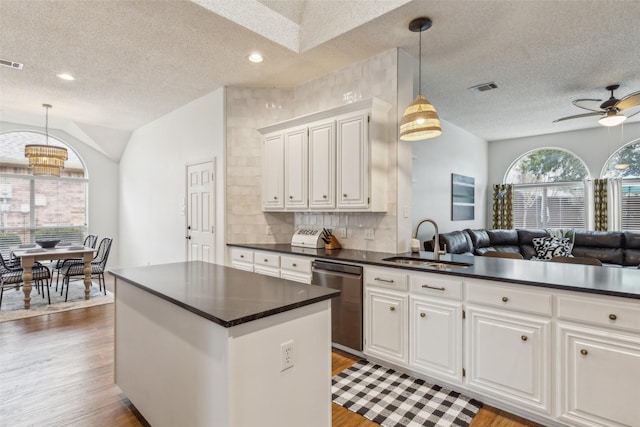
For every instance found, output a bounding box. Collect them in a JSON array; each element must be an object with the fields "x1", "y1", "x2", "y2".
[{"x1": 532, "y1": 237, "x2": 572, "y2": 260}]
